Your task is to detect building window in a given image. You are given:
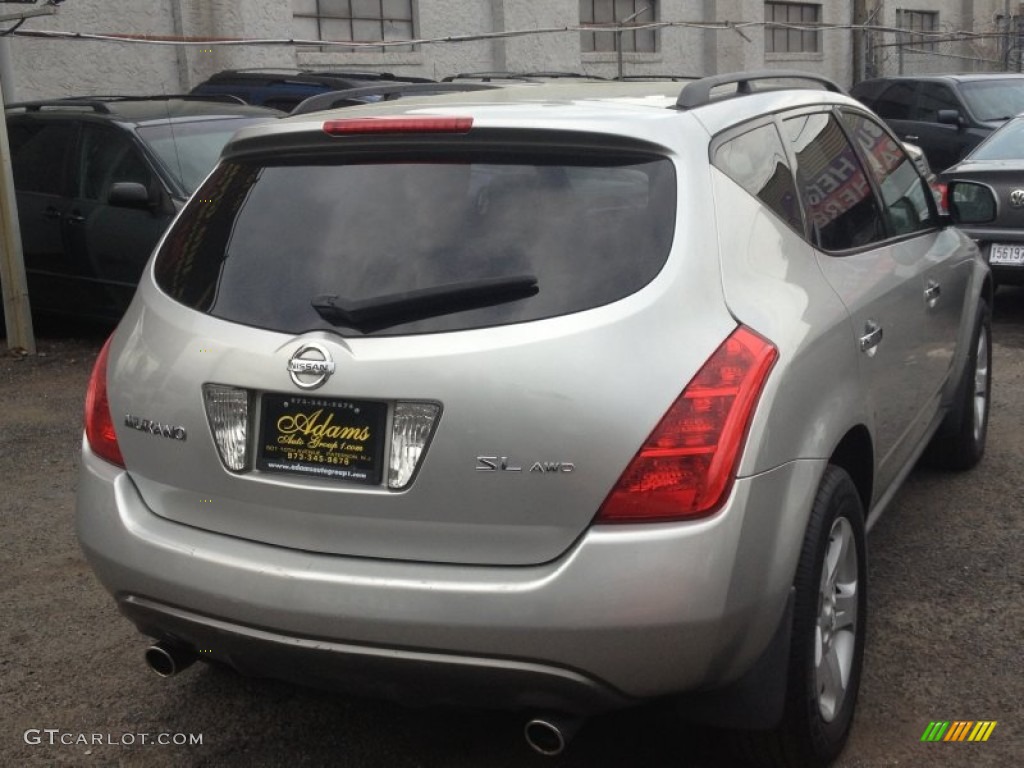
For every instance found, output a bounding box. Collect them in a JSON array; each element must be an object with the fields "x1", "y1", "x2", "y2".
[
  {"x1": 293, "y1": 0, "x2": 415, "y2": 52},
  {"x1": 580, "y1": 1, "x2": 657, "y2": 54},
  {"x1": 764, "y1": 2, "x2": 820, "y2": 54},
  {"x1": 896, "y1": 9, "x2": 938, "y2": 52}
]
